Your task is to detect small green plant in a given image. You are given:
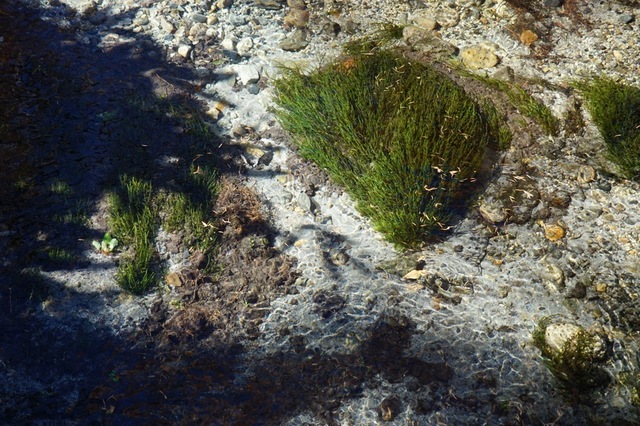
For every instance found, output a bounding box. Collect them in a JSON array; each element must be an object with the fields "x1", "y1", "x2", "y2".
[
  {"x1": 573, "y1": 76, "x2": 640, "y2": 179},
  {"x1": 97, "y1": 110, "x2": 119, "y2": 123},
  {"x1": 49, "y1": 178, "x2": 72, "y2": 195},
  {"x1": 374, "y1": 22, "x2": 405, "y2": 42},
  {"x1": 482, "y1": 99, "x2": 513, "y2": 150},
  {"x1": 116, "y1": 237, "x2": 156, "y2": 295},
  {"x1": 108, "y1": 175, "x2": 154, "y2": 244},
  {"x1": 274, "y1": 48, "x2": 503, "y2": 248},
  {"x1": 43, "y1": 247, "x2": 77, "y2": 268},
  {"x1": 92, "y1": 232, "x2": 119, "y2": 254},
  {"x1": 13, "y1": 177, "x2": 33, "y2": 191},
  {"x1": 53, "y1": 199, "x2": 91, "y2": 226},
  {"x1": 342, "y1": 24, "x2": 405, "y2": 56},
  {"x1": 108, "y1": 175, "x2": 158, "y2": 294},
  {"x1": 108, "y1": 370, "x2": 120, "y2": 383},
  {"x1": 162, "y1": 164, "x2": 218, "y2": 270},
  {"x1": 45, "y1": 247, "x2": 75, "y2": 264}
]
